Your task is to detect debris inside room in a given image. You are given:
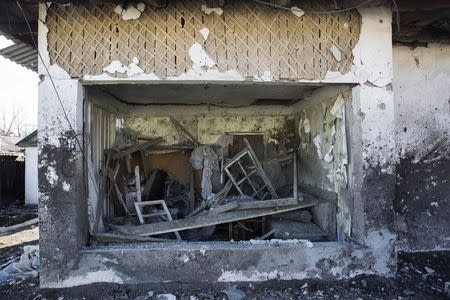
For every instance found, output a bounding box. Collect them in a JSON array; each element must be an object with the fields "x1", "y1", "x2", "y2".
[{"x1": 86, "y1": 85, "x2": 339, "y2": 244}]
